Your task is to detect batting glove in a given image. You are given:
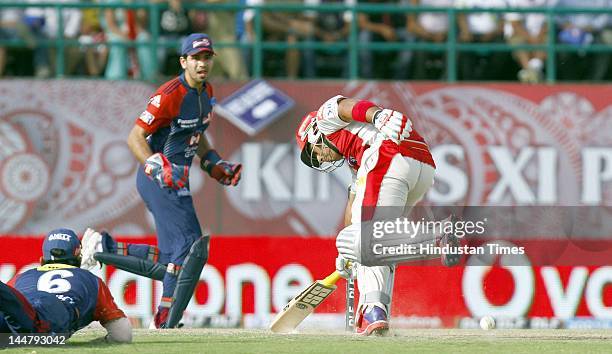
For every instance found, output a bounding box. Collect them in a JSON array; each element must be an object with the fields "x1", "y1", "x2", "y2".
[
  {"x1": 373, "y1": 109, "x2": 413, "y2": 144},
  {"x1": 144, "y1": 153, "x2": 189, "y2": 190},
  {"x1": 335, "y1": 255, "x2": 354, "y2": 279},
  {"x1": 201, "y1": 150, "x2": 242, "y2": 187}
]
